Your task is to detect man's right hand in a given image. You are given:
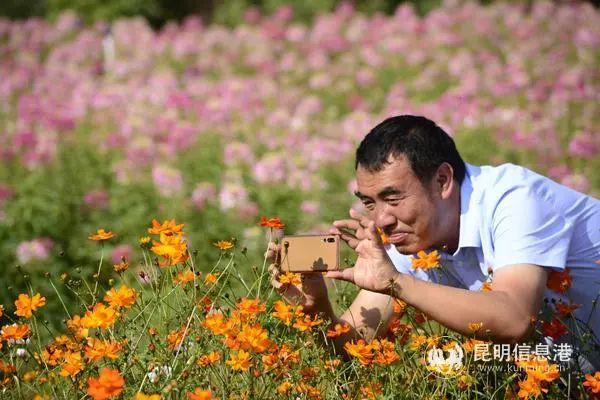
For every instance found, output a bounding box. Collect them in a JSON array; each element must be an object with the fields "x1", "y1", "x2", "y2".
[{"x1": 266, "y1": 242, "x2": 333, "y2": 316}]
